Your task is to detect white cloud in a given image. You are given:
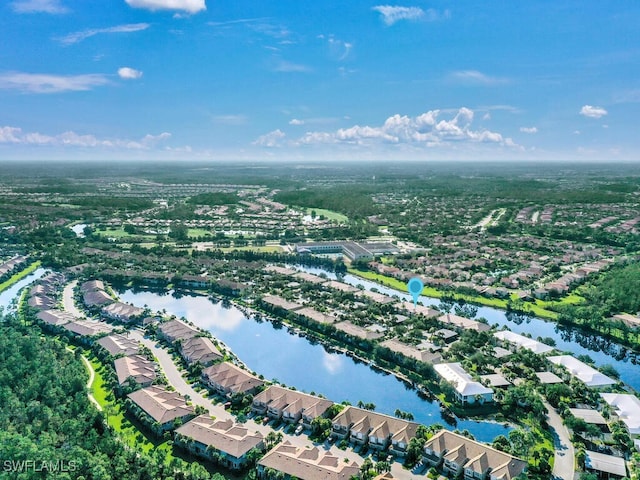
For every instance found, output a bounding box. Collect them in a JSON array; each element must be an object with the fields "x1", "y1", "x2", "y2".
[
  {"x1": 289, "y1": 119, "x2": 305, "y2": 126},
  {"x1": 580, "y1": 105, "x2": 608, "y2": 118},
  {"x1": 0, "y1": 125, "x2": 172, "y2": 149},
  {"x1": 125, "y1": 0, "x2": 205, "y2": 13},
  {"x1": 0, "y1": 72, "x2": 110, "y2": 93},
  {"x1": 293, "y1": 107, "x2": 518, "y2": 149},
  {"x1": 118, "y1": 67, "x2": 143, "y2": 79},
  {"x1": 57, "y1": 23, "x2": 149, "y2": 45},
  {"x1": 372, "y1": 5, "x2": 449, "y2": 25},
  {"x1": 326, "y1": 36, "x2": 353, "y2": 61},
  {"x1": 253, "y1": 129, "x2": 285, "y2": 147},
  {"x1": 373, "y1": 5, "x2": 424, "y2": 25},
  {"x1": 520, "y1": 126, "x2": 538, "y2": 134},
  {"x1": 451, "y1": 70, "x2": 510, "y2": 85},
  {"x1": 273, "y1": 60, "x2": 312, "y2": 73},
  {"x1": 11, "y1": 0, "x2": 68, "y2": 14}
]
